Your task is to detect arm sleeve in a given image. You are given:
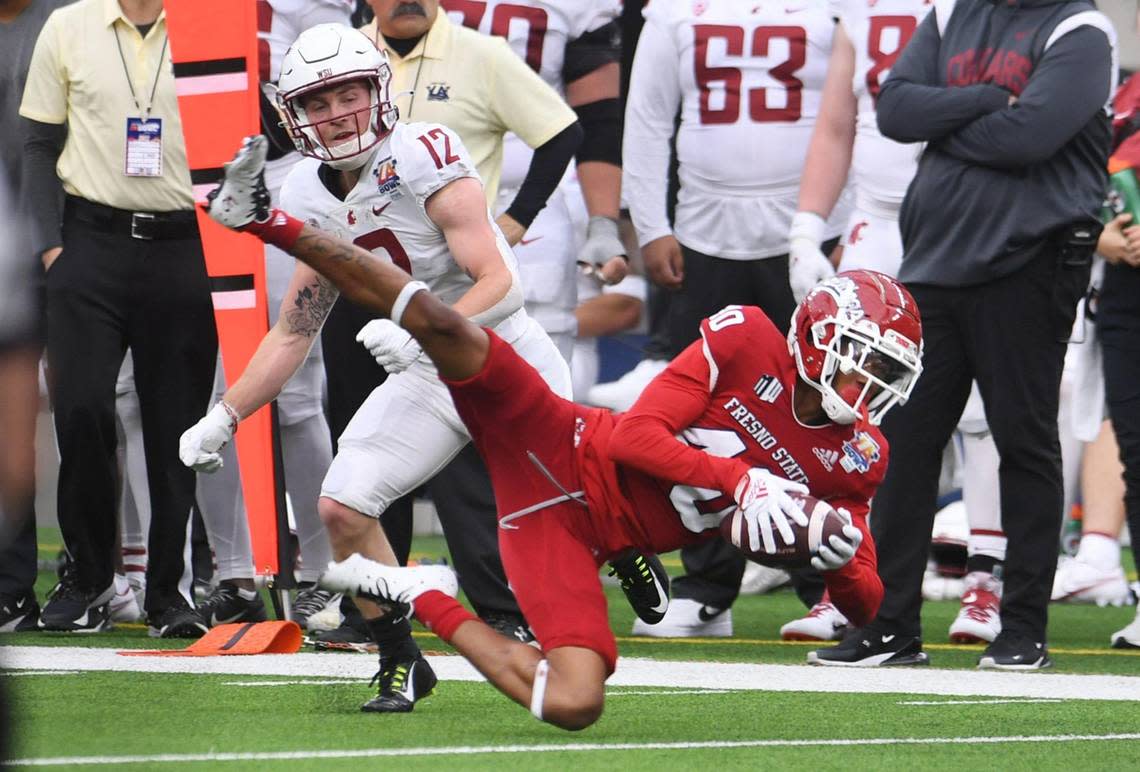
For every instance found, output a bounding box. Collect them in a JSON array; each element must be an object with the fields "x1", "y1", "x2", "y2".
[
  {"x1": 503, "y1": 121, "x2": 583, "y2": 227},
  {"x1": 875, "y1": 13, "x2": 1010, "y2": 143},
  {"x1": 488, "y1": 38, "x2": 577, "y2": 149},
  {"x1": 21, "y1": 119, "x2": 67, "y2": 257},
  {"x1": 820, "y1": 500, "x2": 883, "y2": 628},
  {"x1": 607, "y1": 341, "x2": 751, "y2": 496},
  {"x1": 621, "y1": 13, "x2": 681, "y2": 248},
  {"x1": 934, "y1": 26, "x2": 1113, "y2": 168}
]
